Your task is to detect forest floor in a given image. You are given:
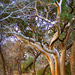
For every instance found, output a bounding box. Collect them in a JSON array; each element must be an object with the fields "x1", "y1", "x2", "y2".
[
  {"x1": 0, "y1": 61, "x2": 71, "y2": 75},
  {"x1": 0, "y1": 54, "x2": 71, "y2": 75},
  {"x1": 0, "y1": 60, "x2": 47, "y2": 75},
  {"x1": 14, "y1": 62, "x2": 47, "y2": 75}
]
